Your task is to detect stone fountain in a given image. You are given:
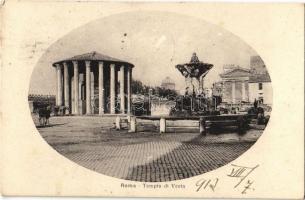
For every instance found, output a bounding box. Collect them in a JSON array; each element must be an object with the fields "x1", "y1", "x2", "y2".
[
  {"x1": 171, "y1": 53, "x2": 215, "y2": 116},
  {"x1": 176, "y1": 53, "x2": 213, "y2": 96}
]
